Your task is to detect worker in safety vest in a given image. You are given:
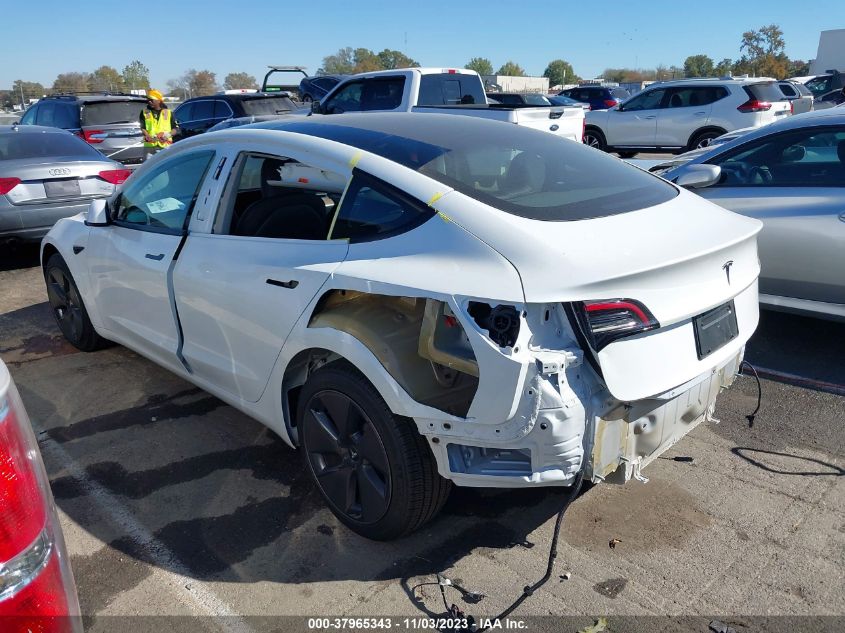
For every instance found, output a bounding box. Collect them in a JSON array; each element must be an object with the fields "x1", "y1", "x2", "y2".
[{"x1": 139, "y1": 89, "x2": 179, "y2": 160}]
